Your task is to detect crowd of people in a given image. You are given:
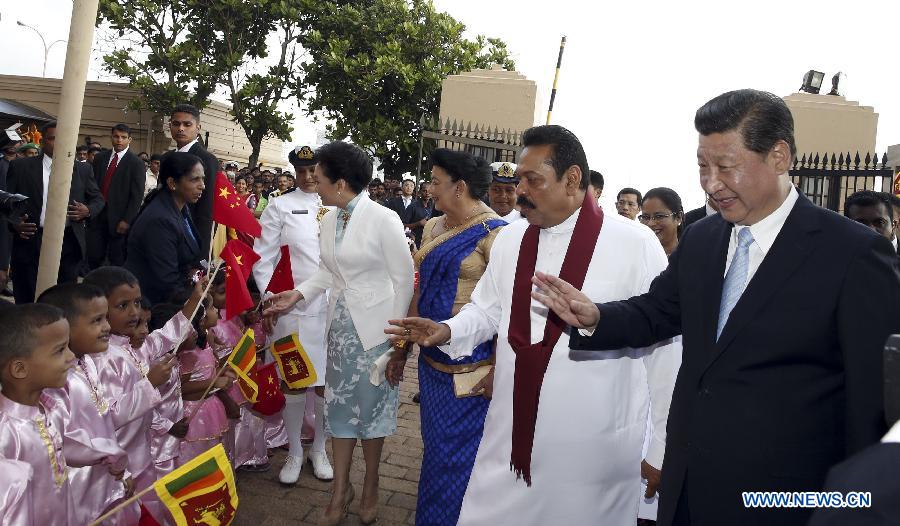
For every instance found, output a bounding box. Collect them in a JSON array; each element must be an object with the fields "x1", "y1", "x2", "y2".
[{"x1": 0, "y1": 88, "x2": 899, "y2": 526}]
